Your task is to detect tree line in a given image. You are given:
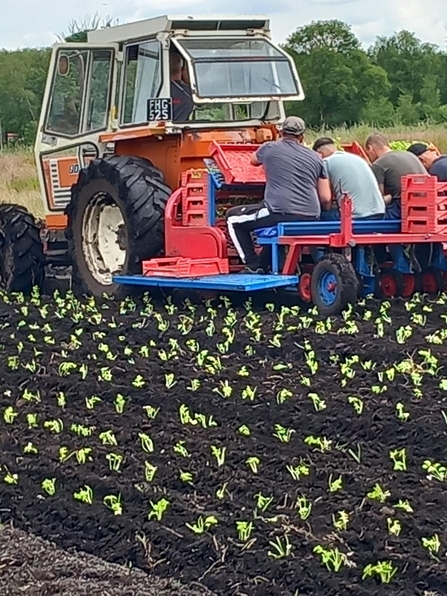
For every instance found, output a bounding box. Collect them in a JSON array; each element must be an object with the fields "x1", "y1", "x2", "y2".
[{"x1": 1, "y1": 18, "x2": 447, "y2": 144}]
